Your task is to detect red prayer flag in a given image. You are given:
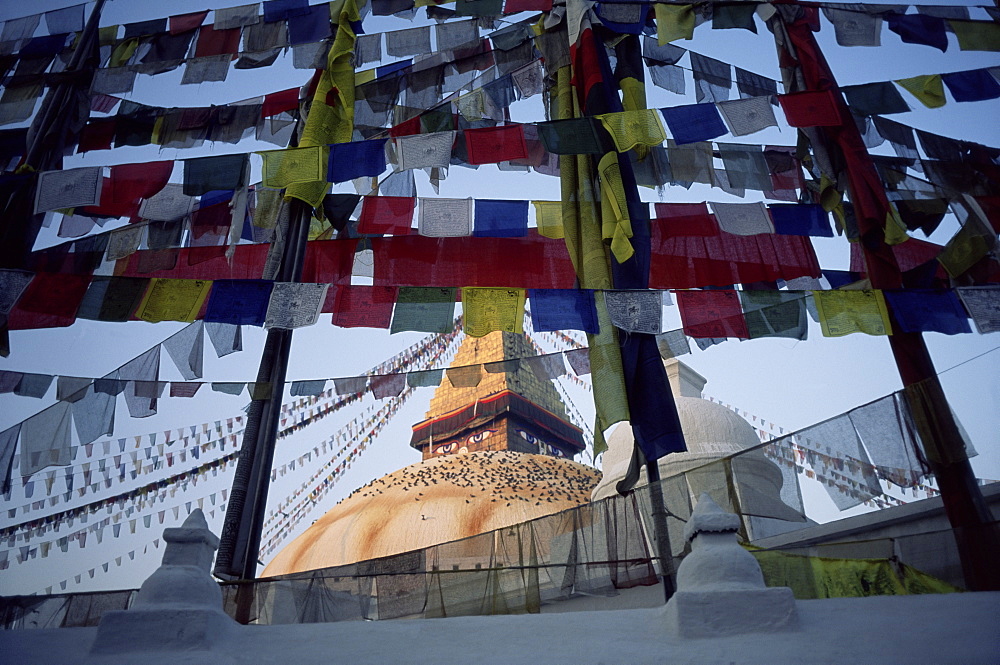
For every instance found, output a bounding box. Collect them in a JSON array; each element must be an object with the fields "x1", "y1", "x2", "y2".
[
  {"x1": 78, "y1": 118, "x2": 116, "y2": 153},
  {"x1": 777, "y1": 90, "x2": 843, "y2": 127},
  {"x1": 169, "y1": 11, "x2": 209, "y2": 35},
  {"x1": 388, "y1": 115, "x2": 422, "y2": 138},
  {"x1": 463, "y1": 125, "x2": 528, "y2": 165},
  {"x1": 849, "y1": 238, "x2": 946, "y2": 274},
  {"x1": 504, "y1": 0, "x2": 552, "y2": 13},
  {"x1": 650, "y1": 224, "x2": 821, "y2": 289},
  {"x1": 7, "y1": 272, "x2": 93, "y2": 330},
  {"x1": 302, "y1": 238, "x2": 358, "y2": 285},
  {"x1": 332, "y1": 285, "x2": 397, "y2": 328},
  {"x1": 675, "y1": 289, "x2": 749, "y2": 339},
  {"x1": 653, "y1": 202, "x2": 720, "y2": 237},
  {"x1": 121, "y1": 244, "x2": 270, "y2": 280},
  {"x1": 263, "y1": 88, "x2": 300, "y2": 117},
  {"x1": 84, "y1": 161, "x2": 174, "y2": 218},
  {"x1": 358, "y1": 196, "x2": 415, "y2": 235},
  {"x1": 194, "y1": 25, "x2": 242, "y2": 58}
]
